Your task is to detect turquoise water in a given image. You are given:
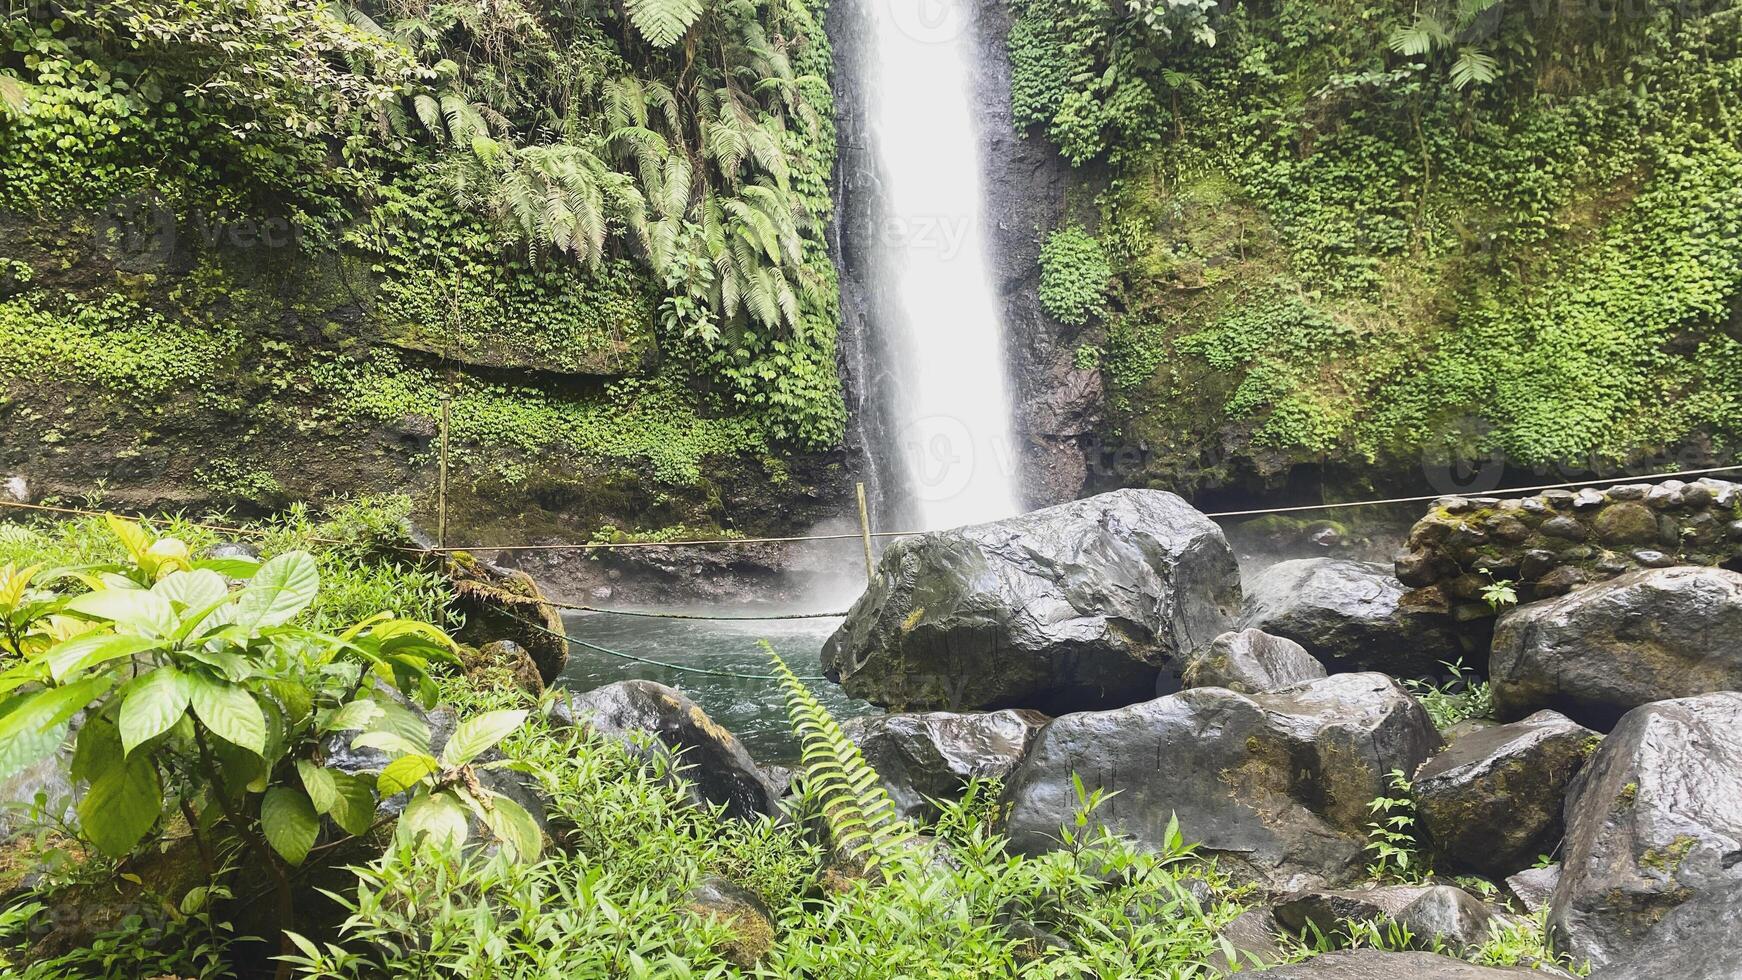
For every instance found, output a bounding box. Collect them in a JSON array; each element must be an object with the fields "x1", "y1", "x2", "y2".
[{"x1": 553, "y1": 611, "x2": 879, "y2": 764}]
